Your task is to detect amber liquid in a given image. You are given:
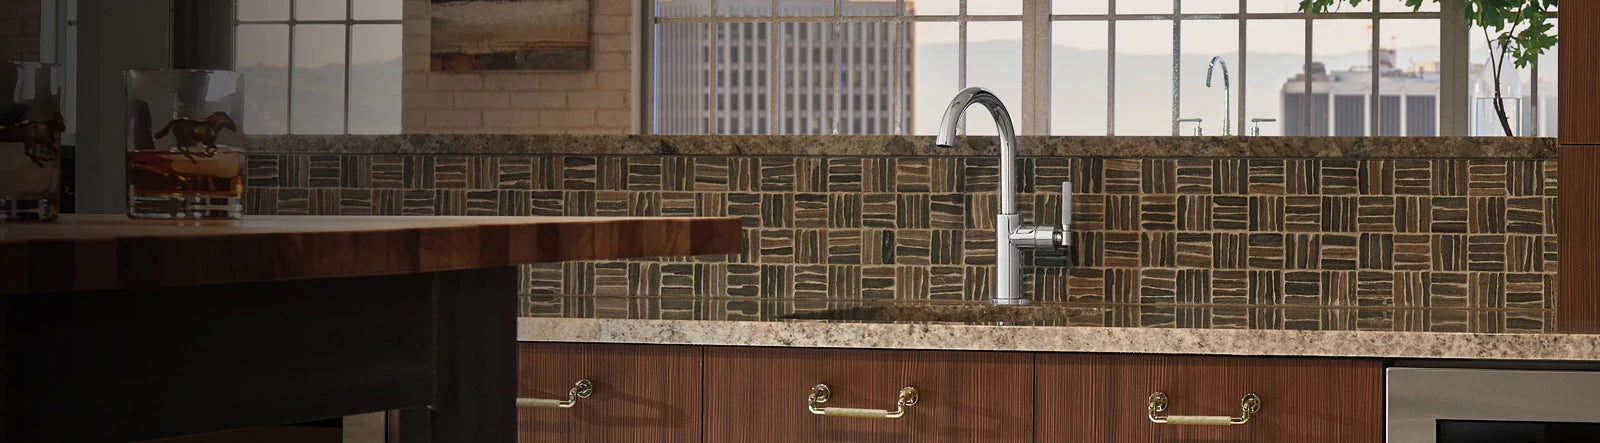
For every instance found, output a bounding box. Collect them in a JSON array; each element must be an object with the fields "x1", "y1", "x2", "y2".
[{"x1": 126, "y1": 147, "x2": 246, "y2": 219}]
